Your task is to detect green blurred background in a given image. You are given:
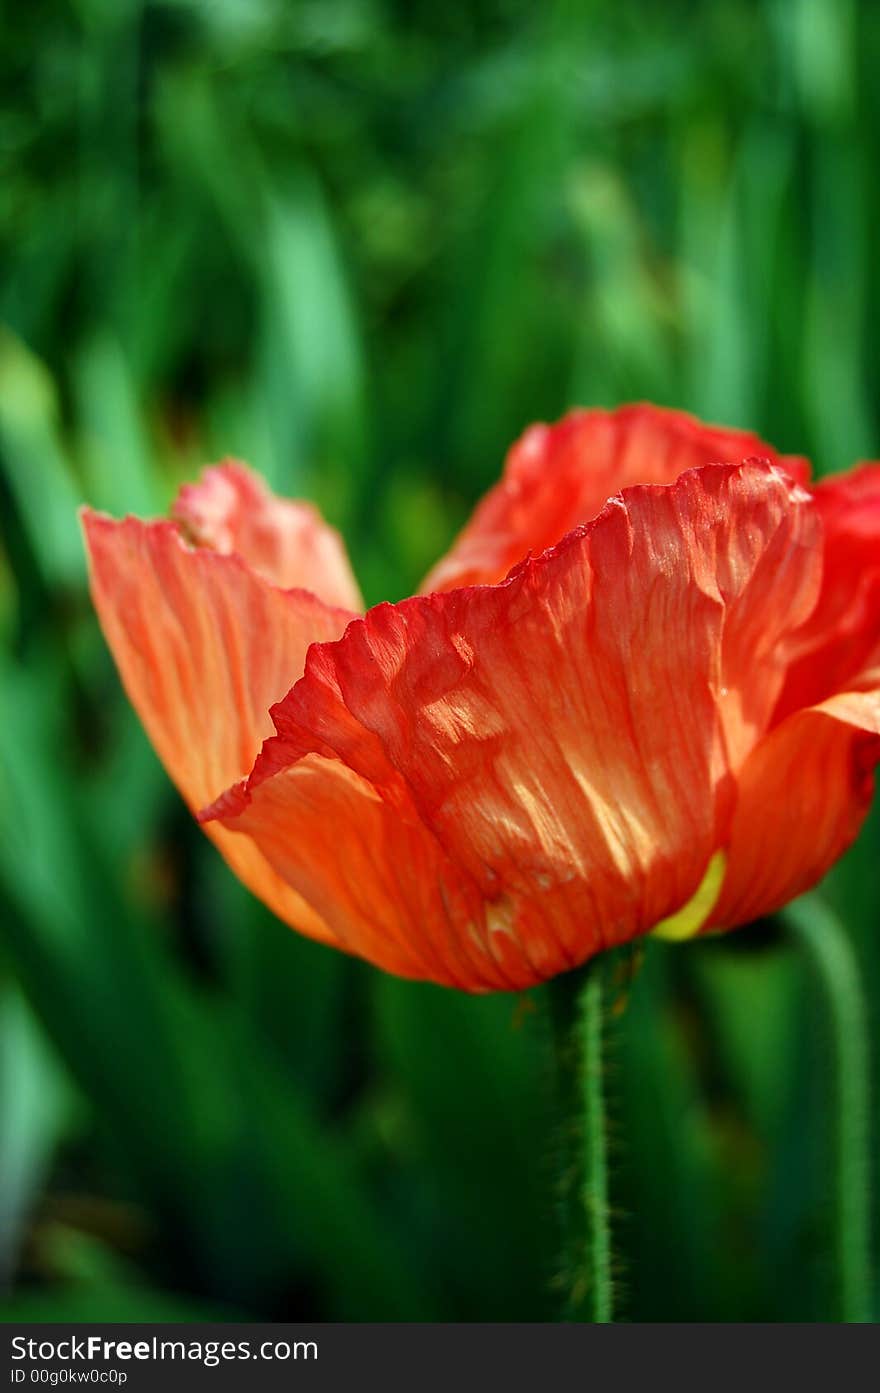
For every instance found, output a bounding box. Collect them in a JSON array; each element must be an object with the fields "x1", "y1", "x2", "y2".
[{"x1": 1, "y1": 0, "x2": 878, "y2": 1322}]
